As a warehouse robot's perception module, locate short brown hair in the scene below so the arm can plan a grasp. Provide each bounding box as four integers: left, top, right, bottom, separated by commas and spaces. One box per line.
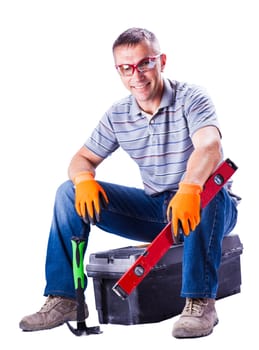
112, 27, 160, 53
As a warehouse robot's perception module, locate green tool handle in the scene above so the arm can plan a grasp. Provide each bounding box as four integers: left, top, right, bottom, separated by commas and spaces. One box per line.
71, 236, 86, 322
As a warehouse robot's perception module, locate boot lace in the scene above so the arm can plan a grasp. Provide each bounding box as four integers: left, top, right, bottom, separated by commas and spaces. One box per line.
183, 298, 208, 316
39, 296, 62, 313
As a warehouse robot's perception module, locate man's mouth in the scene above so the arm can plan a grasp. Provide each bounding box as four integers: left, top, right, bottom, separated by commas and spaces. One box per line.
132, 82, 149, 89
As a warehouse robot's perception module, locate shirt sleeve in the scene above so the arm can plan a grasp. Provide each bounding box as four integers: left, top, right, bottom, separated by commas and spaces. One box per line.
84, 109, 120, 159
183, 84, 222, 137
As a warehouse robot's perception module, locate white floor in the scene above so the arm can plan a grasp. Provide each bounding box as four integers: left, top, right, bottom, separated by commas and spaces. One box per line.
9, 295, 254, 350
2, 211, 258, 349
1, 1, 258, 348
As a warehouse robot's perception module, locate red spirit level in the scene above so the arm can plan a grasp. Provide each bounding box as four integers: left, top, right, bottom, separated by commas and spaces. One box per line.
112, 158, 238, 299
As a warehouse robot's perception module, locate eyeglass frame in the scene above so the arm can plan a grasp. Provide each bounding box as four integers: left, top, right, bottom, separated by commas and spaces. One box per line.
115, 54, 162, 77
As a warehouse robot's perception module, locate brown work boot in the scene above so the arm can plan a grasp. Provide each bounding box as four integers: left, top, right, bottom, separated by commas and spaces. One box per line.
19, 295, 89, 331
172, 298, 218, 338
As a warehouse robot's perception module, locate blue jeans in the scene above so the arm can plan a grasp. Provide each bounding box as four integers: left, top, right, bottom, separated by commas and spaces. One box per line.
44, 180, 238, 300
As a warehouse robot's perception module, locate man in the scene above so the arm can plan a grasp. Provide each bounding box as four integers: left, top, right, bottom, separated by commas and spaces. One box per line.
19, 27, 238, 338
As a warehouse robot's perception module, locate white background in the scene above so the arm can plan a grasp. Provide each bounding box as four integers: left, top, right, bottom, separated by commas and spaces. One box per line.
0, 0, 258, 348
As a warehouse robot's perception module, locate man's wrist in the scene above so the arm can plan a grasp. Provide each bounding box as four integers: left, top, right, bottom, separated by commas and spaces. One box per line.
179, 182, 202, 194
72, 171, 94, 185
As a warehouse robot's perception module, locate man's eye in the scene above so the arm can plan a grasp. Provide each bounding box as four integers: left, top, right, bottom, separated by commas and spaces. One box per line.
139, 60, 150, 68
122, 65, 131, 71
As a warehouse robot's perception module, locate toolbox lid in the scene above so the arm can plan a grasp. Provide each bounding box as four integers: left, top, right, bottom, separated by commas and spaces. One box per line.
86, 243, 183, 275
86, 234, 243, 275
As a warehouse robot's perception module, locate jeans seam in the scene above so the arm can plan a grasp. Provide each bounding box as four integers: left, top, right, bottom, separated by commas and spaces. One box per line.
204, 195, 219, 298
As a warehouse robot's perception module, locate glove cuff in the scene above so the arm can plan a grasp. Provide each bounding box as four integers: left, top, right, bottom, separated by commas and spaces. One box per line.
72, 171, 94, 185
179, 182, 202, 194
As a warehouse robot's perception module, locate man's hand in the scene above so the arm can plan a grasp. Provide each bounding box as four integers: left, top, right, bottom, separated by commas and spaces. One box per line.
167, 182, 202, 236
73, 172, 109, 225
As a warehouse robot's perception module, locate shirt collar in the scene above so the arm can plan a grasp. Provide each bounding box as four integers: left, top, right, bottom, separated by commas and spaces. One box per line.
130, 78, 176, 116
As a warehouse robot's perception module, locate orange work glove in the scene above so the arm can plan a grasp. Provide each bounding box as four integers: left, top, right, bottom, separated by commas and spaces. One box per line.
166, 182, 202, 236
73, 172, 109, 225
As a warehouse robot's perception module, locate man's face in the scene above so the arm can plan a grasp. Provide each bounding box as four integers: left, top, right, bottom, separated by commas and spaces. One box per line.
113, 40, 166, 113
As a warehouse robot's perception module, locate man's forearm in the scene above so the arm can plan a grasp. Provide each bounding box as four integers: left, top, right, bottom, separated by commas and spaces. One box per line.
68, 154, 96, 182
182, 148, 222, 187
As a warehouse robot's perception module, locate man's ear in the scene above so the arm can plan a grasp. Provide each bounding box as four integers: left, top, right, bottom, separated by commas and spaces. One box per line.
160, 53, 167, 72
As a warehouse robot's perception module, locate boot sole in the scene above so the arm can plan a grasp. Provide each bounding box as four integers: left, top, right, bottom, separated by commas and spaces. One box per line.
173, 318, 219, 339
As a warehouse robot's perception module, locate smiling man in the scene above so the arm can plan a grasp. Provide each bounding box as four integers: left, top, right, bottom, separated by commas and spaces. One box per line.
19, 27, 239, 339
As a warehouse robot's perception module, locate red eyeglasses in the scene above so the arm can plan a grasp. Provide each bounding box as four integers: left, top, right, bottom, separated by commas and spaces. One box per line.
115, 54, 161, 77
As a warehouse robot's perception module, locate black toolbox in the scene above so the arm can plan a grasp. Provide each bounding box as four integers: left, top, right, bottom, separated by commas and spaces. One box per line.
86, 234, 243, 325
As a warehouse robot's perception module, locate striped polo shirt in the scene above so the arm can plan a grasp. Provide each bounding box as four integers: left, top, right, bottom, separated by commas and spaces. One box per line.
85, 78, 221, 195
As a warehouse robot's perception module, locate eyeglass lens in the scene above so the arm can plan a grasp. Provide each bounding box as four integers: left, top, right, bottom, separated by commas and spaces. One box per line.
117, 56, 160, 76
